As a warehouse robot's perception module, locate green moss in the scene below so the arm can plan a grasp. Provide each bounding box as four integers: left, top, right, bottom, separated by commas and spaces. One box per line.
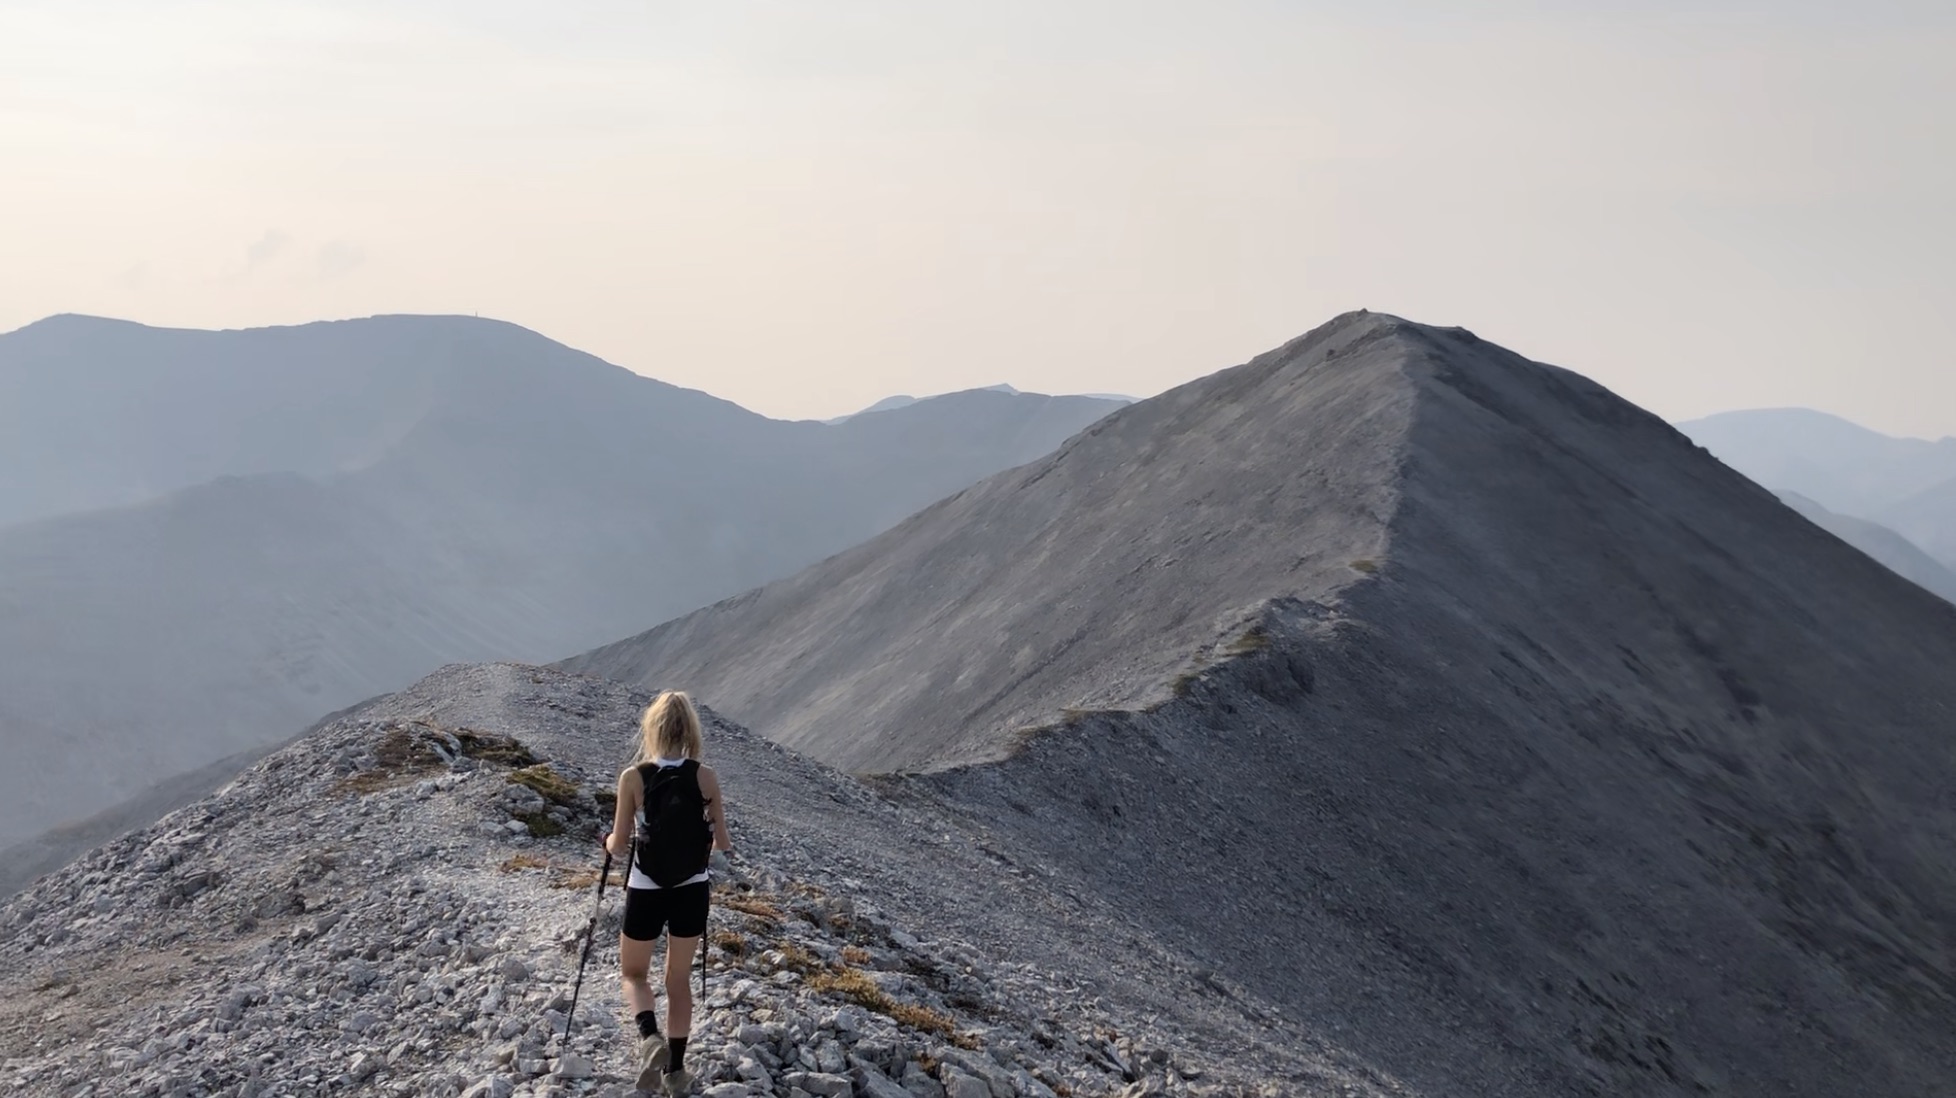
1350, 558, 1380, 575
507, 764, 580, 808
334, 727, 444, 795
455, 730, 538, 767
1222, 626, 1271, 655
515, 811, 564, 838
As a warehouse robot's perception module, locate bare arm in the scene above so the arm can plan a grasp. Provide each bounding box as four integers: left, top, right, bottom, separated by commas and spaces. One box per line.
699, 765, 734, 853
604, 766, 641, 859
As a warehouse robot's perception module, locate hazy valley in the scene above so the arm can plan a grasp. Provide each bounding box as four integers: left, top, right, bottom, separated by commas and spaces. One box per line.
0, 314, 1123, 857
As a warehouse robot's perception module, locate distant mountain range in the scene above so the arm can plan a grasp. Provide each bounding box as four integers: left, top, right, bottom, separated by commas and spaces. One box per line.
0, 314, 1124, 850
1678, 408, 1956, 595
1774, 491, 1956, 604
824, 384, 1135, 424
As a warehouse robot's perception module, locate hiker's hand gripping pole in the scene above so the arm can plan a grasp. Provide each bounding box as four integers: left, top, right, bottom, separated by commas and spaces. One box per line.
563, 846, 614, 1040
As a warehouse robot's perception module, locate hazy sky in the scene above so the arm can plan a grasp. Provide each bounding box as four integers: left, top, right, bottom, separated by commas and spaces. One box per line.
4, 1, 1952, 435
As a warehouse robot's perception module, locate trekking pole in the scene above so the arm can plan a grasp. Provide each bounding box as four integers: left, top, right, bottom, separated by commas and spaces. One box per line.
564, 847, 614, 1040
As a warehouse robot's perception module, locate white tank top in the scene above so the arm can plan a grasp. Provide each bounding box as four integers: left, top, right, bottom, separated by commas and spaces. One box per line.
627, 757, 711, 890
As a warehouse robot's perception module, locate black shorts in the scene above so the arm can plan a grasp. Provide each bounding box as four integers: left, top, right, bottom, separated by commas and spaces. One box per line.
622, 882, 710, 941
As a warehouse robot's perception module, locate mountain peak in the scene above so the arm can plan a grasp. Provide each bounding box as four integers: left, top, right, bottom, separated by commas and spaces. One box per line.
568, 309, 1463, 772
566, 312, 1956, 1093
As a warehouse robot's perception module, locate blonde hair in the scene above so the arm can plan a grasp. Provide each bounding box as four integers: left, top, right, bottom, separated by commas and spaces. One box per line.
639, 690, 704, 762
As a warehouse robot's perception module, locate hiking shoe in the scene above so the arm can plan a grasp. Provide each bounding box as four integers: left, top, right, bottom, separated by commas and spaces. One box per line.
633, 1034, 669, 1091
660, 1067, 694, 1096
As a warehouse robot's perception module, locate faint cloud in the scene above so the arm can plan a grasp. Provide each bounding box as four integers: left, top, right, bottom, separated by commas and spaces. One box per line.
246, 229, 290, 268
316, 240, 366, 279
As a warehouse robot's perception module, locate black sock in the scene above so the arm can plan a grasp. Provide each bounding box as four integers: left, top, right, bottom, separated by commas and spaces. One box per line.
635, 1010, 660, 1038
669, 1036, 689, 1071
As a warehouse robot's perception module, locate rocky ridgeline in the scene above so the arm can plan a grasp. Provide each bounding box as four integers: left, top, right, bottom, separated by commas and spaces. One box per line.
0, 711, 1270, 1098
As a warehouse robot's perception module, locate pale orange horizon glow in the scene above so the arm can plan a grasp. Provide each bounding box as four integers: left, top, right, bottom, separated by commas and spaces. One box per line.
3, 2, 1952, 435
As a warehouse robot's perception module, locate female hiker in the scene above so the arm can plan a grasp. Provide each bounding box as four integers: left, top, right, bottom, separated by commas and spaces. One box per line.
602, 690, 735, 1096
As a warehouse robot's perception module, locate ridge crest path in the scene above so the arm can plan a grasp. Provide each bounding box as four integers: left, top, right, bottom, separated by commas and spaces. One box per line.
0, 663, 1361, 1097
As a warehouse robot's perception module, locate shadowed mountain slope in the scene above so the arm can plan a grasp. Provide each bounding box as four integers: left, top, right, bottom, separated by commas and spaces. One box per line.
570, 311, 1956, 1096
0, 315, 1123, 852
570, 317, 1405, 772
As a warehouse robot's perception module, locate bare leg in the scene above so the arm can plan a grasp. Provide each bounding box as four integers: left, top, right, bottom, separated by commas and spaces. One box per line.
620, 933, 658, 1021
663, 934, 701, 1038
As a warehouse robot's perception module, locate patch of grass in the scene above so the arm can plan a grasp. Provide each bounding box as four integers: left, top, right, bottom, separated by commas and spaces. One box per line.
452, 728, 538, 767
549, 867, 624, 891
807, 964, 963, 1039
1170, 671, 1200, 698
709, 929, 749, 958
335, 727, 445, 795
499, 854, 548, 873
1222, 626, 1270, 655
841, 945, 872, 966
808, 966, 893, 1011
507, 764, 581, 808
1350, 558, 1380, 575
724, 896, 786, 923
592, 790, 618, 815
893, 1003, 959, 1037
515, 811, 564, 838
775, 943, 821, 974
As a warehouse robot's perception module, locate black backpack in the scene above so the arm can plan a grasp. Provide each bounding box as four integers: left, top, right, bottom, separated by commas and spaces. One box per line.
634, 760, 713, 888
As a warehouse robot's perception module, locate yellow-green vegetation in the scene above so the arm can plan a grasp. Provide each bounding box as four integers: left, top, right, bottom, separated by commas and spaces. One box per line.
499, 853, 548, 873
1223, 626, 1271, 655
507, 764, 580, 808
709, 929, 749, 957
896, 1003, 961, 1038
723, 895, 787, 923
776, 943, 821, 974
451, 727, 539, 767
335, 727, 445, 795
592, 790, 618, 814
808, 966, 890, 1010
841, 945, 873, 966
515, 811, 563, 838
550, 867, 625, 891
1350, 558, 1380, 575
337, 724, 544, 796
804, 962, 961, 1038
